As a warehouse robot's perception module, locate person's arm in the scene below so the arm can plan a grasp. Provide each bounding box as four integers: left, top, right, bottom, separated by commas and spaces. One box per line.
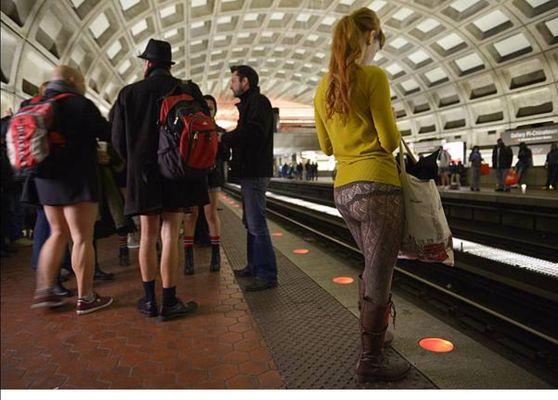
370, 68, 400, 153
111, 92, 127, 160
221, 96, 271, 148
313, 97, 333, 156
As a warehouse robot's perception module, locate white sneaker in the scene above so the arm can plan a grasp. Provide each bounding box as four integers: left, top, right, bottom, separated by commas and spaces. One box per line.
127, 232, 140, 249
550, 185, 555, 190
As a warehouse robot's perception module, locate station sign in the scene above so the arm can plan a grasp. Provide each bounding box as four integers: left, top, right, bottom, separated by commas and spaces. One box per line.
501, 124, 558, 145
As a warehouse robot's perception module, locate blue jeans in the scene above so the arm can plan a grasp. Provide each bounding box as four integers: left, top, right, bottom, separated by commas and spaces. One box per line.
241, 178, 277, 283
32, 209, 50, 270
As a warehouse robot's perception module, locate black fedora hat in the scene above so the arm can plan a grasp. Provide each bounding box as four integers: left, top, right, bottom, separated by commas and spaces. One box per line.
138, 39, 175, 65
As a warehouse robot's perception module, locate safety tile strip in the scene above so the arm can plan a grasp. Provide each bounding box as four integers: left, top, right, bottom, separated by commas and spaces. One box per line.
220, 206, 436, 389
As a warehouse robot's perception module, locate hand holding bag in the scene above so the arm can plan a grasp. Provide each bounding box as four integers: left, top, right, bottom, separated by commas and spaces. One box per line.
398, 139, 454, 266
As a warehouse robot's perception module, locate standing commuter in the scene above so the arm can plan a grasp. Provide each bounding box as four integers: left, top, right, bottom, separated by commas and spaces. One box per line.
437, 146, 451, 189
221, 65, 278, 292
111, 39, 208, 320
492, 138, 513, 192
468, 146, 483, 191
30, 66, 113, 314
544, 143, 558, 190
313, 8, 410, 382
515, 142, 532, 185
183, 94, 229, 275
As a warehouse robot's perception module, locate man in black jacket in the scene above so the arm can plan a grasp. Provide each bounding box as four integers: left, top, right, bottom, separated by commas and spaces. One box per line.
112, 39, 207, 321
492, 138, 513, 192
221, 66, 277, 291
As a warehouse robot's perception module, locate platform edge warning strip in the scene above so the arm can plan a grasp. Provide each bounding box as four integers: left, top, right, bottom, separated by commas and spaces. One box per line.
219, 206, 437, 389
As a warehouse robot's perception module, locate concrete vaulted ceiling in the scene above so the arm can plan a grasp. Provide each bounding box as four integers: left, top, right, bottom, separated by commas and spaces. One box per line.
1, 0, 557, 141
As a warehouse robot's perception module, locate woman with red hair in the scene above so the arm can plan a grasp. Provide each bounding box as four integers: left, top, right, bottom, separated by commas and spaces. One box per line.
314, 8, 410, 382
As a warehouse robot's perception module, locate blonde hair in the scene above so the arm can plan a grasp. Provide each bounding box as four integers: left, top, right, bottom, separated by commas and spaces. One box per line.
325, 8, 385, 122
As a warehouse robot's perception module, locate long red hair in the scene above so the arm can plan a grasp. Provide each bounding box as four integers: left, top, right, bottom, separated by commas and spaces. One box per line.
325, 8, 385, 122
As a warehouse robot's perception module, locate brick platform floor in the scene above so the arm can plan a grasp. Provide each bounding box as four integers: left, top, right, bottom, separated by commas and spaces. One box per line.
1, 238, 284, 389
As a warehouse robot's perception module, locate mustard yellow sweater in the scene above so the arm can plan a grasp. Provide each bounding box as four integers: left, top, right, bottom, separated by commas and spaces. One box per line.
314, 65, 401, 188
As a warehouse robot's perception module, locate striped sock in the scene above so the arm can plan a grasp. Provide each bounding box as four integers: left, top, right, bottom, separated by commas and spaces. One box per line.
210, 236, 220, 246
183, 236, 194, 249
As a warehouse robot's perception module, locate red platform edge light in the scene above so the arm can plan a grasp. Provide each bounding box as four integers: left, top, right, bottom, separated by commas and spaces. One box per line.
332, 276, 354, 284
272, 232, 283, 237
418, 337, 455, 353
293, 249, 310, 254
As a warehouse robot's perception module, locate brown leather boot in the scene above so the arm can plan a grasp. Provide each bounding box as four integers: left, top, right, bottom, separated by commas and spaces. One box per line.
356, 297, 410, 383
358, 275, 393, 346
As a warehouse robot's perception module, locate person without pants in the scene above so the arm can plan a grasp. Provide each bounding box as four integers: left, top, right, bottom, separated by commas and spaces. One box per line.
437, 146, 451, 189
468, 146, 483, 191
30, 66, 113, 314
314, 8, 410, 382
111, 39, 208, 321
492, 138, 513, 192
221, 65, 278, 292
183, 94, 230, 275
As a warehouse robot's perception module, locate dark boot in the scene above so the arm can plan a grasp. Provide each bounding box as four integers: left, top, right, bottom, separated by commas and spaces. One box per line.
119, 246, 130, 266
184, 247, 194, 275
94, 263, 114, 281
358, 275, 393, 346
210, 244, 220, 272
356, 298, 410, 383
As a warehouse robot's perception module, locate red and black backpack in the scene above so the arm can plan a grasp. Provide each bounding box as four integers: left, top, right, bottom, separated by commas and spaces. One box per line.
6, 93, 74, 177
157, 82, 218, 180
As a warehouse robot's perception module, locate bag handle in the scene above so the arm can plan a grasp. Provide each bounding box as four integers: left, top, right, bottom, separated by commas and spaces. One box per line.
398, 138, 418, 175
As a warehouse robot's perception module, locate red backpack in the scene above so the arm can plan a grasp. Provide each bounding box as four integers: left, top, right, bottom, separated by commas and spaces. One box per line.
6, 93, 74, 177
157, 83, 218, 180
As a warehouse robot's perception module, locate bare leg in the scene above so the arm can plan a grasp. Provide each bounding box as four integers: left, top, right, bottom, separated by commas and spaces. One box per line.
204, 191, 221, 237
139, 214, 160, 282
160, 212, 182, 288
63, 202, 98, 298
182, 207, 198, 237
36, 206, 70, 291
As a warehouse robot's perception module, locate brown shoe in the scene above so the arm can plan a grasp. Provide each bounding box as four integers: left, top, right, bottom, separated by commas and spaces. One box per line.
31, 288, 66, 309
358, 275, 394, 347
356, 298, 410, 383
76, 293, 113, 315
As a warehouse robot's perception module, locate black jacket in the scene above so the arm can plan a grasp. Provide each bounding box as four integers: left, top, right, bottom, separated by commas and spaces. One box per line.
517, 147, 532, 167
221, 87, 274, 178
111, 69, 209, 216
492, 145, 513, 169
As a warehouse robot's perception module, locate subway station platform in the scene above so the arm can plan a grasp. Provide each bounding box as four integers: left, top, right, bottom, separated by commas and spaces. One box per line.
1, 194, 553, 389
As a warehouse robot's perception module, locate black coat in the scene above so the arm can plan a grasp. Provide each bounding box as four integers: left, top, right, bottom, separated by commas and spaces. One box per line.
492, 145, 513, 169
111, 69, 209, 216
33, 85, 110, 206
221, 87, 274, 178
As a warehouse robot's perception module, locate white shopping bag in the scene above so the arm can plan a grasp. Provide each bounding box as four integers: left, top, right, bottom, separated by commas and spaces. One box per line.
398, 139, 454, 266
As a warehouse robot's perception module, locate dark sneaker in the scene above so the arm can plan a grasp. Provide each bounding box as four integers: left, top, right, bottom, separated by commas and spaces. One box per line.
210, 245, 221, 272
244, 277, 278, 292
233, 267, 253, 278
94, 267, 114, 281
160, 298, 198, 322
138, 297, 158, 317
52, 281, 72, 297
31, 289, 66, 309
76, 293, 113, 315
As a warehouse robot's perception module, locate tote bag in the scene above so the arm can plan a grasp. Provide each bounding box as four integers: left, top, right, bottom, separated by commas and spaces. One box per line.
398, 139, 454, 266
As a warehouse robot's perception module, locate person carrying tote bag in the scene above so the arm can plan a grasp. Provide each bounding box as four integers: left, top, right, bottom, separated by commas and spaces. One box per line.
398, 139, 454, 266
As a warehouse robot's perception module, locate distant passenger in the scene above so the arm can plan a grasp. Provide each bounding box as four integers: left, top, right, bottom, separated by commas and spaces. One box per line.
221, 65, 278, 291
468, 146, 483, 191
183, 94, 229, 275
492, 138, 513, 192
544, 142, 558, 190
314, 7, 410, 382
112, 39, 207, 321
30, 66, 113, 314
437, 146, 451, 189
515, 142, 532, 185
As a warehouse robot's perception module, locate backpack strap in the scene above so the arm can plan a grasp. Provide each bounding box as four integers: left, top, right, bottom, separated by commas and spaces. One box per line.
48, 93, 77, 102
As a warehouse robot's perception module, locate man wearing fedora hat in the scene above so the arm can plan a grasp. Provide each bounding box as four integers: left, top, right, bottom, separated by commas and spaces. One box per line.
111, 38, 209, 321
